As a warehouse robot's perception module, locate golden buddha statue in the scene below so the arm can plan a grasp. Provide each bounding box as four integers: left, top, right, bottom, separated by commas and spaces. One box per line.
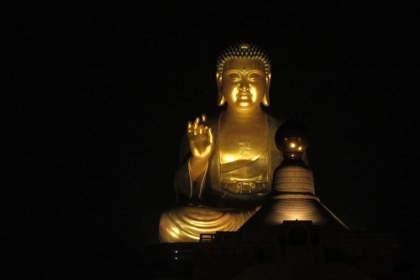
159, 43, 289, 242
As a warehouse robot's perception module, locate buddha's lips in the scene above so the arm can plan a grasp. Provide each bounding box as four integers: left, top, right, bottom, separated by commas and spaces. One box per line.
237, 93, 252, 100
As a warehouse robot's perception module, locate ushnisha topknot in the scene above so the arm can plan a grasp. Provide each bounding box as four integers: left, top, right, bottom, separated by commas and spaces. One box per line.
217, 43, 271, 75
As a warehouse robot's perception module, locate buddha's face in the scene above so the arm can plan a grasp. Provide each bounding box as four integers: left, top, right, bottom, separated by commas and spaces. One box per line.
217, 58, 271, 111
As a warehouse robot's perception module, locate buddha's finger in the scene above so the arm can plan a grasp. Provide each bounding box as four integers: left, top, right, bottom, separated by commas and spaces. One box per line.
187, 121, 192, 134
193, 117, 200, 129
197, 124, 206, 131
199, 124, 207, 135
204, 126, 211, 137
208, 128, 214, 144
201, 114, 207, 123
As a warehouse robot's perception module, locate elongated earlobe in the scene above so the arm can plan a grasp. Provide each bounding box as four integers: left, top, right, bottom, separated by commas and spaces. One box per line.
262, 94, 269, 106
216, 73, 225, 106
262, 72, 271, 106
218, 95, 226, 106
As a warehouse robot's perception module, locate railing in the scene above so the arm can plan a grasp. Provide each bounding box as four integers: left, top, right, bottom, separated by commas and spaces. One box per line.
199, 232, 277, 245
200, 234, 216, 243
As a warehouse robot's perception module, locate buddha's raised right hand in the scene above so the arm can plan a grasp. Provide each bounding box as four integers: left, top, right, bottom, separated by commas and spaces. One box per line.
188, 114, 214, 181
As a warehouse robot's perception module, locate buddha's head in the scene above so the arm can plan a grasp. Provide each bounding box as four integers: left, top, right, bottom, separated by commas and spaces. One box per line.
216, 43, 271, 111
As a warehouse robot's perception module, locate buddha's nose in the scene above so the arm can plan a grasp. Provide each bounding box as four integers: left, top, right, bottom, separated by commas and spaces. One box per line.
239, 87, 249, 94
240, 82, 250, 92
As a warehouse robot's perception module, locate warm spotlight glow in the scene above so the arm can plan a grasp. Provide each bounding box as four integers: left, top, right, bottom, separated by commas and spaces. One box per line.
298, 147, 302, 151
290, 143, 296, 148
292, 213, 304, 220
223, 155, 235, 162
170, 227, 180, 238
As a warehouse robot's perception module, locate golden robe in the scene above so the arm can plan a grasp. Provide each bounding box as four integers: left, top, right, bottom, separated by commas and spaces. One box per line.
160, 112, 283, 242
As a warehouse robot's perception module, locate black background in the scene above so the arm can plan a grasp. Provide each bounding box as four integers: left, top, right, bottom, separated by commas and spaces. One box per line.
4, 1, 420, 278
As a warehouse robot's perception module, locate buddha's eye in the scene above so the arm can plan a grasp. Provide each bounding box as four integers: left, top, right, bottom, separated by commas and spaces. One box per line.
228, 73, 241, 82
248, 73, 261, 82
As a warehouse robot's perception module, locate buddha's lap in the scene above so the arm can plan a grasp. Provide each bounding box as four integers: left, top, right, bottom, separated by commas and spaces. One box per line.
159, 205, 256, 242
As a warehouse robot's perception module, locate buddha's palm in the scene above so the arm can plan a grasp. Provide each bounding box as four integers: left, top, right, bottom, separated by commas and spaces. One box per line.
188, 115, 214, 162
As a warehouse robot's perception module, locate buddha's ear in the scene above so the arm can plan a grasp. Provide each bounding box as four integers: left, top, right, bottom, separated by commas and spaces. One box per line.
216, 72, 226, 106
262, 72, 271, 106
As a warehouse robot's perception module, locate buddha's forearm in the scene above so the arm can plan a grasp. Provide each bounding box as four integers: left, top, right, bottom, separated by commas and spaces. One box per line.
189, 156, 209, 182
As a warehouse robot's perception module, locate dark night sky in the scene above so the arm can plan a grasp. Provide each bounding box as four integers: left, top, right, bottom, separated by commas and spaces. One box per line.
5, 1, 420, 277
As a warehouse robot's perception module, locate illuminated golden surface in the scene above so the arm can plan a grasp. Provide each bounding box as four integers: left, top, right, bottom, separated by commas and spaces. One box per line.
159, 44, 283, 242
159, 206, 256, 242
217, 59, 270, 110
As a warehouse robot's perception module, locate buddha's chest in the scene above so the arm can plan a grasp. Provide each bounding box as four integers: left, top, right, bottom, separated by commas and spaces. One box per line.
218, 120, 268, 164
